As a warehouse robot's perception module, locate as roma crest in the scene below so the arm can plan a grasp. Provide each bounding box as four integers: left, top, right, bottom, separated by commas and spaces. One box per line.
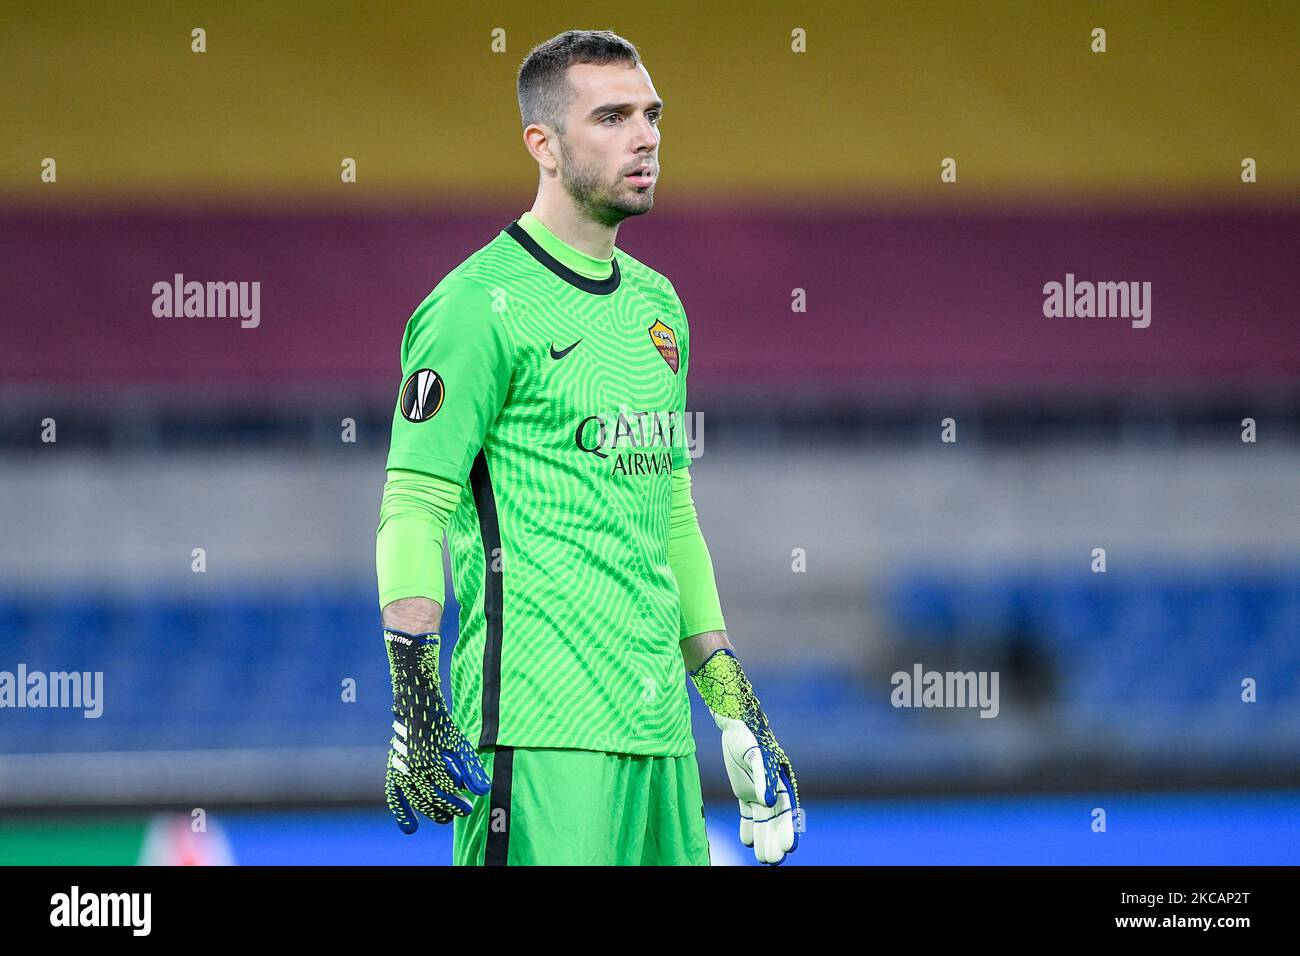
648, 319, 679, 373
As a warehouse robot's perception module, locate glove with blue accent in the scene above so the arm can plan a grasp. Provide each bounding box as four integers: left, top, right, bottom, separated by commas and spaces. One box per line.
689, 647, 801, 865
384, 628, 491, 832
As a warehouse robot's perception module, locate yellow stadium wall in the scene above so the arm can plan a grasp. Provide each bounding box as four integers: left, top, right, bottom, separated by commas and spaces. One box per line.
2, 0, 1297, 207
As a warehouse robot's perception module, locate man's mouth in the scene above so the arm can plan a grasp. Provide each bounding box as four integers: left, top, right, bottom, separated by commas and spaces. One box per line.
625, 165, 656, 187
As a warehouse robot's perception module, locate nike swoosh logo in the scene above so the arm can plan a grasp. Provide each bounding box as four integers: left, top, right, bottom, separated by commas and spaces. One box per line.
549, 339, 582, 360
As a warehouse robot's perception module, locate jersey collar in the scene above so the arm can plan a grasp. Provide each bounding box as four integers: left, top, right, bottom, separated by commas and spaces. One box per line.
504, 213, 621, 295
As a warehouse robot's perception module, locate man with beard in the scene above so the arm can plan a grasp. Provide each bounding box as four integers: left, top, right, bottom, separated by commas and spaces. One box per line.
376, 29, 799, 865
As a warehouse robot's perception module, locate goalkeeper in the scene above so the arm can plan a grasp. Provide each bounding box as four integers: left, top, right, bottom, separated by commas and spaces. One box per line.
375, 29, 799, 866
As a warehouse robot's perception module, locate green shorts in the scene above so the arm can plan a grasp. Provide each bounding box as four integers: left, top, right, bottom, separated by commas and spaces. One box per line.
452, 745, 712, 866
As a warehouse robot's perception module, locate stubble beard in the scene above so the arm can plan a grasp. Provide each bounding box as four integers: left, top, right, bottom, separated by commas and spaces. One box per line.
557, 136, 654, 227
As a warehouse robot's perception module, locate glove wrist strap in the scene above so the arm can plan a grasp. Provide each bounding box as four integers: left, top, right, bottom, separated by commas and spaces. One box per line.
384, 628, 441, 689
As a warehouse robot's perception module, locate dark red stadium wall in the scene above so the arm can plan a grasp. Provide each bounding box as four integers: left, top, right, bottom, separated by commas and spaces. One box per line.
2, 208, 1296, 403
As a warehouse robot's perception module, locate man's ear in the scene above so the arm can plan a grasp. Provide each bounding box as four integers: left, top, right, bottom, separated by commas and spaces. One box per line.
524, 124, 559, 172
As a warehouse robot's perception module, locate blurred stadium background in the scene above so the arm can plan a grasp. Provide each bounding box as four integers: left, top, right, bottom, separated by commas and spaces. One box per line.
1, 2, 1298, 864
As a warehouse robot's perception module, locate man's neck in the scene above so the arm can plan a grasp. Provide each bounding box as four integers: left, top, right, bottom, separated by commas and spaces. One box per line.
528, 198, 618, 260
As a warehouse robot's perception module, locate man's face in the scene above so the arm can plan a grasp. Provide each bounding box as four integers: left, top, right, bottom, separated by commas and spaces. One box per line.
553, 61, 662, 225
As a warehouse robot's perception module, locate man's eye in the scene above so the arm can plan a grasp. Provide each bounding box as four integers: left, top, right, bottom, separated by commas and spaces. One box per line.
603, 114, 621, 124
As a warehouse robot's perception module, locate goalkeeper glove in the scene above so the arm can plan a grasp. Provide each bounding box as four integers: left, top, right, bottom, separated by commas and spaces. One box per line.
690, 647, 801, 865
384, 628, 491, 833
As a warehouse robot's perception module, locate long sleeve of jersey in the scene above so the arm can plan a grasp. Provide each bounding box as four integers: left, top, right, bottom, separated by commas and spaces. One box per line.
668, 467, 727, 640
378, 276, 513, 612
376, 468, 464, 610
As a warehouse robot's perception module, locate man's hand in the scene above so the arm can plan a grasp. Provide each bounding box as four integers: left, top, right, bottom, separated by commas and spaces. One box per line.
384, 628, 491, 832
689, 648, 801, 865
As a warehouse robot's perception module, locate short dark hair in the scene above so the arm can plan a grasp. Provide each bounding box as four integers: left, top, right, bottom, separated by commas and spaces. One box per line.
517, 30, 642, 133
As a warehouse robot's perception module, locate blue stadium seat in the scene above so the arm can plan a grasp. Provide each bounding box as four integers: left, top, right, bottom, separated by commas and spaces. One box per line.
2, 565, 1295, 762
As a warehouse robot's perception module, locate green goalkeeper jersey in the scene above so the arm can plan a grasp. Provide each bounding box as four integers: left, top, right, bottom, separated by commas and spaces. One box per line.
385, 211, 695, 757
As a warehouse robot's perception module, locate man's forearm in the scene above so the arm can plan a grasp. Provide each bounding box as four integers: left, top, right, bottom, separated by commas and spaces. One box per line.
668, 470, 728, 649
681, 629, 733, 672
376, 469, 462, 611
382, 597, 443, 635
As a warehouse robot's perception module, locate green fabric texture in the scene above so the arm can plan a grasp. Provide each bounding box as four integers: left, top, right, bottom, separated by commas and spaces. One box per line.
382, 214, 696, 756
668, 468, 727, 639
378, 464, 727, 640
452, 745, 711, 865
516, 209, 614, 278
375, 469, 463, 609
